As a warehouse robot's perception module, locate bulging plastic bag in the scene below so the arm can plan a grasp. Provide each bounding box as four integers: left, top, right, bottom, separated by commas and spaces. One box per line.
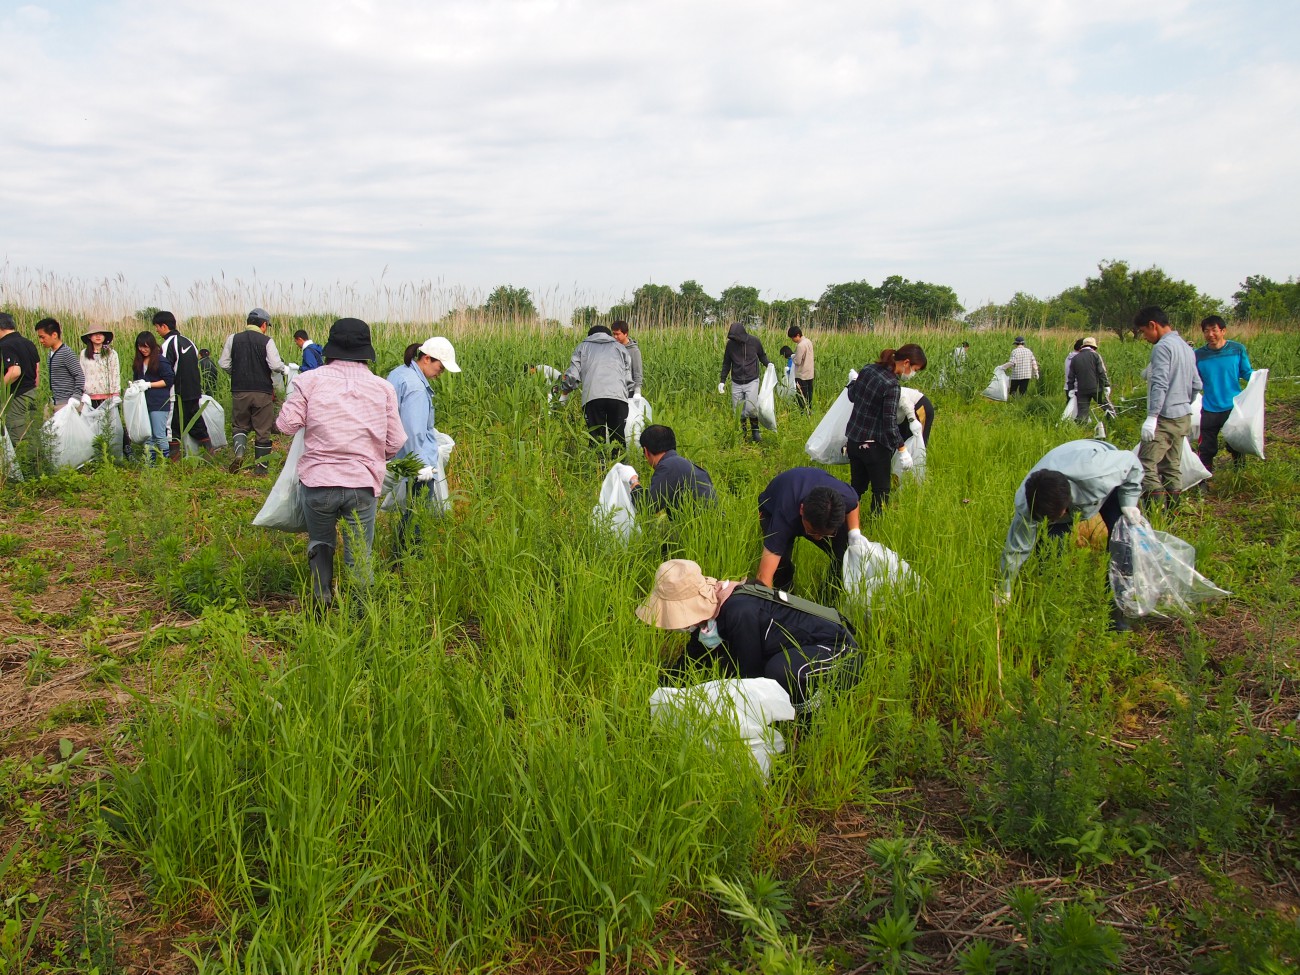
1130, 438, 1211, 492
183, 395, 228, 454
625, 394, 653, 448
1061, 391, 1077, 423
83, 403, 125, 459
649, 678, 795, 778
592, 463, 637, 541
1221, 368, 1267, 459
252, 429, 307, 532
777, 364, 797, 398
1188, 393, 1202, 442
2, 427, 22, 481
842, 536, 914, 603
44, 402, 96, 469
121, 385, 151, 442
1108, 518, 1229, 619
891, 433, 927, 482
757, 363, 778, 431
805, 368, 858, 465
981, 365, 1010, 402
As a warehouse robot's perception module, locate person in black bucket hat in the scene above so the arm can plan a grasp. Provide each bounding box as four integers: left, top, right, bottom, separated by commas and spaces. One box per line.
275, 318, 405, 612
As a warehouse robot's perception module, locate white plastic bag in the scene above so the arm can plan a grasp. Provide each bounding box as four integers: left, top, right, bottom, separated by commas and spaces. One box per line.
756, 363, 778, 431
1108, 519, 1229, 619
1188, 393, 1202, 442
625, 394, 653, 448
1221, 368, 1267, 459
805, 369, 857, 465
83, 402, 125, 459
1130, 438, 1211, 493
842, 536, 914, 603
122, 385, 151, 442
649, 678, 795, 778
592, 463, 637, 541
43, 402, 96, 469
890, 433, 927, 482
183, 395, 228, 454
1061, 391, 1077, 423
252, 429, 307, 532
1, 427, 21, 481
981, 365, 1010, 402
777, 364, 797, 399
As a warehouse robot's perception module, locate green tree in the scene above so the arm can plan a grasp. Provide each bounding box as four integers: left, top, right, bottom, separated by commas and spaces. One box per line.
1232, 275, 1300, 322
483, 285, 536, 321
717, 285, 766, 327
678, 280, 717, 324
571, 306, 600, 329
1079, 259, 1209, 339
815, 281, 881, 328
630, 283, 679, 327
876, 275, 964, 321
766, 298, 814, 331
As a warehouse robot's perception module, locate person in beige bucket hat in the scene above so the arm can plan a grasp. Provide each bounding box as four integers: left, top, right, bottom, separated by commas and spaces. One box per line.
637, 559, 860, 712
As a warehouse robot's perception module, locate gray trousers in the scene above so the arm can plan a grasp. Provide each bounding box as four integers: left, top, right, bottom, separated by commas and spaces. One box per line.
300, 484, 378, 587
730, 378, 760, 418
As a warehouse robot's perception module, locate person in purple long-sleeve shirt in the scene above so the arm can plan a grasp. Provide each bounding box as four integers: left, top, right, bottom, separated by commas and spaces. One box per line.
275, 318, 405, 610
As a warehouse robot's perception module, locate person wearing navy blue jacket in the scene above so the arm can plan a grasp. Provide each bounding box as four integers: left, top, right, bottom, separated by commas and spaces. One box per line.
130, 331, 176, 465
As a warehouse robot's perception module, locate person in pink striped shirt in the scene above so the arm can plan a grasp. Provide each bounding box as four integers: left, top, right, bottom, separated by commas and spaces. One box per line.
276, 317, 406, 610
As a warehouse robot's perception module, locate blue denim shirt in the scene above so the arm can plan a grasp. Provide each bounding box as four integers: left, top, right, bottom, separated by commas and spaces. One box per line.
386, 362, 441, 469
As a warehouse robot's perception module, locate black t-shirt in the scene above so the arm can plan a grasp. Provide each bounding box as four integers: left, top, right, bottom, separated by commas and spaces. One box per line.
757, 467, 859, 555
0, 331, 40, 396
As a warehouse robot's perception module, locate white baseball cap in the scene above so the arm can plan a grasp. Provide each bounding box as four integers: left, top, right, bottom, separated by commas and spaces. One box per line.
418, 336, 460, 372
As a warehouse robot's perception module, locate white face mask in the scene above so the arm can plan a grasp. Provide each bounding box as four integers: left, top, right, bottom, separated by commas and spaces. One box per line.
901, 369, 917, 381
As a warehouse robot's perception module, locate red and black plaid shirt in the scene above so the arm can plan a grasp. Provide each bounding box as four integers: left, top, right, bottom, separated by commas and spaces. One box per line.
844, 363, 903, 448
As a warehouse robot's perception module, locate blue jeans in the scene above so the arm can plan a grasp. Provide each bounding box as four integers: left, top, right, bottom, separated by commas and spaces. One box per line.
299, 484, 378, 586
147, 410, 170, 464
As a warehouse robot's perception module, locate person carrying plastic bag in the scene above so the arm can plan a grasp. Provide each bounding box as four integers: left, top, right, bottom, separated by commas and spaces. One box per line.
129, 332, 176, 465
387, 337, 461, 553
272, 318, 405, 611
719, 321, 770, 443
1193, 315, 1254, 470
844, 345, 926, 513
1131, 306, 1202, 509
999, 439, 1144, 631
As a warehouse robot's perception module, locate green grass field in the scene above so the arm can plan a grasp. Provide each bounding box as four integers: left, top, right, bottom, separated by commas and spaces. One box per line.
2, 323, 1298, 973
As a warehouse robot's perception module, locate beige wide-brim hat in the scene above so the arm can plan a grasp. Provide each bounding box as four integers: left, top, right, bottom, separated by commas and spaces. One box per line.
636, 559, 718, 630
1081, 336, 1098, 349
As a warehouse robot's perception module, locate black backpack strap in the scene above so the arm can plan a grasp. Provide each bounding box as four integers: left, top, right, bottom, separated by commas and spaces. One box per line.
734, 583, 851, 631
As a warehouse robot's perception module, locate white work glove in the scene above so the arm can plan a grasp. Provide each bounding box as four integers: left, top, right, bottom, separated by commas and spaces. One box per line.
130, 379, 149, 392
908, 419, 923, 439
897, 447, 914, 472
1121, 506, 1149, 528
1140, 416, 1158, 442
81, 393, 93, 409
107, 395, 121, 407
416, 465, 435, 482
717, 382, 726, 395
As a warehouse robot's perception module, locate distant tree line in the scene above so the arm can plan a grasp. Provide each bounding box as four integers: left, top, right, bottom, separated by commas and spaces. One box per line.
470, 261, 1300, 332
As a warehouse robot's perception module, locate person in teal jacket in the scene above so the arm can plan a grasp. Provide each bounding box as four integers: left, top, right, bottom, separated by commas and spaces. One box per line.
1194, 316, 1252, 472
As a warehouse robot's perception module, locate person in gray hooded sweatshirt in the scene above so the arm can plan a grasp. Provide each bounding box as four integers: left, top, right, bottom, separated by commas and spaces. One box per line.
560, 324, 634, 449
719, 321, 771, 442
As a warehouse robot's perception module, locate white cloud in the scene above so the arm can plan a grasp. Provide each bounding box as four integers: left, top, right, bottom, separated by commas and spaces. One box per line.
0, 0, 1296, 319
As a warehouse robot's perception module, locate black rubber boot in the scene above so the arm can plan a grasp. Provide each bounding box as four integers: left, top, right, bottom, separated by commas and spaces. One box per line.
749, 418, 762, 443
229, 432, 247, 473
253, 440, 272, 477
308, 544, 334, 612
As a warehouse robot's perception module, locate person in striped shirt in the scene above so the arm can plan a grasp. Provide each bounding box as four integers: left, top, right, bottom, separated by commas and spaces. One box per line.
34, 319, 86, 409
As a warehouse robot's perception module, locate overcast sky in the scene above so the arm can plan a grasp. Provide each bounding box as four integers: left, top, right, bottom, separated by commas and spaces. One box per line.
2, 0, 1297, 320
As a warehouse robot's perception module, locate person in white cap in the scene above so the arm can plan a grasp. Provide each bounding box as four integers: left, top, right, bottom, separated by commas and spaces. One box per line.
388, 337, 461, 549
636, 559, 859, 712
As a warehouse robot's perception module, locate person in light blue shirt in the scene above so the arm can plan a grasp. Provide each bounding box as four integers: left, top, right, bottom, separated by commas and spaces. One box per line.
387, 337, 460, 549
1194, 316, 1252, 472
1000, 439, 1145, 612
1132, 306, 1201, 505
